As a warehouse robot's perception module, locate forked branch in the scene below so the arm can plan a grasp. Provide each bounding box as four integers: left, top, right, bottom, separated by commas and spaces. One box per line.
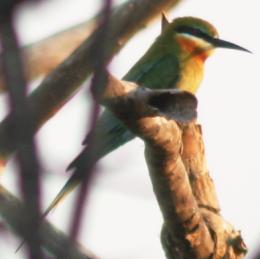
0, 72, 247, 258
100, 74, 247, 259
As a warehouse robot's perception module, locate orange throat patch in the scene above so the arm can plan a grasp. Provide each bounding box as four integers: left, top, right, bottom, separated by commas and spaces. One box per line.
177, 36, 212, 62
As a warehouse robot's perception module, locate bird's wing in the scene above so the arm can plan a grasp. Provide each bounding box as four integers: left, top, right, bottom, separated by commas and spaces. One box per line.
43, 109, 135, 218
68, 109, 135, 170
124, 54, 180, 90
68, 54, 180, 169
41, 54, 180, 218
78, 54, 180, 157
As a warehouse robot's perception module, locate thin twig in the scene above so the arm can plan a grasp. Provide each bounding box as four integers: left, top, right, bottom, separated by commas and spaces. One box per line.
0, 5, 42, 259
69, 0, 113, 242
0, 184, 99, 259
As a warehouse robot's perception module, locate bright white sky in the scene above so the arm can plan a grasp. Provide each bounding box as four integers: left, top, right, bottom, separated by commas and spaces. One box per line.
1, 0, 260, 258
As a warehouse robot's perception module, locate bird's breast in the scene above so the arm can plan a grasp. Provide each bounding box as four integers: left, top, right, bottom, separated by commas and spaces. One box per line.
176, 56, 204, 94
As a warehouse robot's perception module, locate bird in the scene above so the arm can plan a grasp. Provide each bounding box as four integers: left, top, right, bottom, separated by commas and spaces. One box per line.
44, 15, 250, 217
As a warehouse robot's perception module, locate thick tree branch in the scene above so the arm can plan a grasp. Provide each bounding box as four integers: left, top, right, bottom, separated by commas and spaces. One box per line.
0, 73, 248, 258
0, 184, 98, 259
100, 74, 247, 259
0, 0, 181, 166
0, 18, 97, 92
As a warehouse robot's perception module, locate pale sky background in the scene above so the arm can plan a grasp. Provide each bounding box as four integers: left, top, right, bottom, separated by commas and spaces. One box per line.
0, 0, 260, 258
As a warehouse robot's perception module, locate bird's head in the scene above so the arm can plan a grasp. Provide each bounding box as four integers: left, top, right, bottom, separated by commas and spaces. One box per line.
162, 15, 251, 61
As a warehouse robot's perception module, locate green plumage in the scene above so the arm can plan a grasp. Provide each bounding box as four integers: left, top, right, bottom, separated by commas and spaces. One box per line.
44, 16, 220, 215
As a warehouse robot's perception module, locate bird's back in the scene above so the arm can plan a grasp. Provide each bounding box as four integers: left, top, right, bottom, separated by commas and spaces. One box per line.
69, 42, 181, 169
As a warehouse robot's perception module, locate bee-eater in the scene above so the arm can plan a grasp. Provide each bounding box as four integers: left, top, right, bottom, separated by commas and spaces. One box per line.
44, 16, 250, 216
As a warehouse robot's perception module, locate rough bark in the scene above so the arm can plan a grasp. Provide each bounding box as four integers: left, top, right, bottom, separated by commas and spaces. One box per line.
0, 73, 248, 258
101, 74, 247, 259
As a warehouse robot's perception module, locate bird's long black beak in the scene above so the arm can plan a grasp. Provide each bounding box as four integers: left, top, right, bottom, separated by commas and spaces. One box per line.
209, 37, 252, 53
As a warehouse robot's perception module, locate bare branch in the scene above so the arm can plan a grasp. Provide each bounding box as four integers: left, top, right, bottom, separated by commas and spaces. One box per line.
0, 0, 181, 165
69, 0, 113, 242
0, 184, 99, 259
0, 5, 42, 258
100, 74, 247, 259
0, 18, 97, 92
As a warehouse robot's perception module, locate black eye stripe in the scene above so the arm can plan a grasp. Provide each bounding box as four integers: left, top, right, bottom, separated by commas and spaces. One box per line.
176, 26, 213, 42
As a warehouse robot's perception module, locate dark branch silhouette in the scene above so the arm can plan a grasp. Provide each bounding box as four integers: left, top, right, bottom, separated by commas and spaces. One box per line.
0, 1, 42, 258
0, 0, 182, 258
0, 0, 181, 165
0, 184, 98, 259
